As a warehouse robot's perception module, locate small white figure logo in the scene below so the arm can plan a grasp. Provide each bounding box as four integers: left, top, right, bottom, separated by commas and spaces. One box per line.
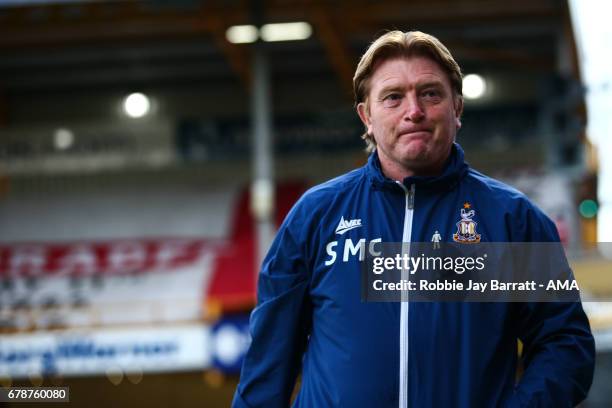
431, 230, 442, 249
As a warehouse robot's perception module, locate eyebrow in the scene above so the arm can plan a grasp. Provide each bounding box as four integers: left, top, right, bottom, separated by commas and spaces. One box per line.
376, 84, 404, 98
416, 80, 445, 90
376, 80, 446, 98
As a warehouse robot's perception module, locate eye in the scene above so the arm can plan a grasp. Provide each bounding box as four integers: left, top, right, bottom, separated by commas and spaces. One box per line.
420, 88, 442, 102
381, 93, 402, 108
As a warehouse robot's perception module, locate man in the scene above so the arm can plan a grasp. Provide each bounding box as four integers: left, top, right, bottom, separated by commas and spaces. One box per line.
233, 31, 595, 407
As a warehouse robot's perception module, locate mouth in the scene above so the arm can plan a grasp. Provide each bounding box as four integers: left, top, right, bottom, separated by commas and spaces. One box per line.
398, 130, 432, 139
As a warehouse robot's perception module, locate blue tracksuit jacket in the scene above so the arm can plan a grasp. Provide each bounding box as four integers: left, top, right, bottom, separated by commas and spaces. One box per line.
233, 143, 595, 407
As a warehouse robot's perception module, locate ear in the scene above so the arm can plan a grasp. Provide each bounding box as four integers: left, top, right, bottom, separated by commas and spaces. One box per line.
454, 95, 464, 129
357, 102, 373, 135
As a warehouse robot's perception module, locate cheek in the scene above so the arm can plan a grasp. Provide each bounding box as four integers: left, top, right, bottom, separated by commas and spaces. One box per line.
377, 111, 401, 130
370, 116, 392, 135
432, 110, 457, 134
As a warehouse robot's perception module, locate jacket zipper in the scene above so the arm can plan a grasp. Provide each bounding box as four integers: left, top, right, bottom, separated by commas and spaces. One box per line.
396, 182, 415, 408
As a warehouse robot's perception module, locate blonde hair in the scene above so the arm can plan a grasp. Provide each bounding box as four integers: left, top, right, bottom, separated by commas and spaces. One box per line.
353, 30, 463, 151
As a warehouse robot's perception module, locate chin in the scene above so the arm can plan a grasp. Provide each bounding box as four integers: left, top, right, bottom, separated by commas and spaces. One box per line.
397, 146, 430, 163
398, 138, 430, 153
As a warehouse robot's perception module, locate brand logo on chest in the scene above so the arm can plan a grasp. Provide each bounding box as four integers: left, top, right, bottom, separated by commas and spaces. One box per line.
335, 216, 362, 235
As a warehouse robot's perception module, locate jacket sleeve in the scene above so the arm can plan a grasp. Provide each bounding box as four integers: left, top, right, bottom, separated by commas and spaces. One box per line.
508, 206, 595, 407
232, 208, 312, 408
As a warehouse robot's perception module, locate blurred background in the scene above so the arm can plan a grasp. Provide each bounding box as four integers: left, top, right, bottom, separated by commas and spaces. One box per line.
0, 0, 610, 406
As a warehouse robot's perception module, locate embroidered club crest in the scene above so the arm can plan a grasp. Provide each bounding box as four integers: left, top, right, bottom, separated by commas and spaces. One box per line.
452, 202, 481, 243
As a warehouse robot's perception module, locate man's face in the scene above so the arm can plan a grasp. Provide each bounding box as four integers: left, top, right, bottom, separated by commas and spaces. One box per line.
357, 56, 463, 178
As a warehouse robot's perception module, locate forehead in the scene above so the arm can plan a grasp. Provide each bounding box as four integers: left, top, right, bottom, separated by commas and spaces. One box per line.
368, 56, 451, 92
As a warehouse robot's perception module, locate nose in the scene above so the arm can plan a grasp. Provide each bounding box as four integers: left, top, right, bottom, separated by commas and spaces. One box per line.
403, 92, 425, 122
